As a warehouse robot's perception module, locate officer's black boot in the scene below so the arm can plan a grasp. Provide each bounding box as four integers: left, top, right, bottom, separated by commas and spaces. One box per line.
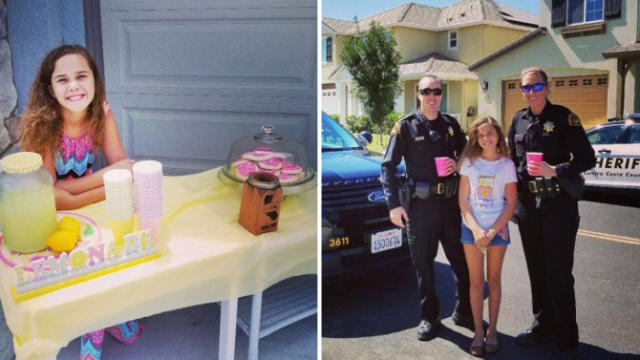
417, 318, 440, 341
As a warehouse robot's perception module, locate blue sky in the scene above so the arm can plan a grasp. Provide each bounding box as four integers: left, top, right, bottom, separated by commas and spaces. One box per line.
322, 0, 540, 20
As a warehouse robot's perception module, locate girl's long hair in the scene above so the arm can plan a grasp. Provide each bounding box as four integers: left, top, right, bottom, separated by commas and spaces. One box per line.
19, 45, 106, 155
459, 116, 509, 167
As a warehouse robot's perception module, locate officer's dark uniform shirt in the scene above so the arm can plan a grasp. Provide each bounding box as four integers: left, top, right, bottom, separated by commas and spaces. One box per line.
508, 100, 595, 197
381, 111, 466, 210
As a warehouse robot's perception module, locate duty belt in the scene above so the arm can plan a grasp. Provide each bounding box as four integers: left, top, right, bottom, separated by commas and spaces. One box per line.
528, 177, 561, 198
412, 176, 459, 199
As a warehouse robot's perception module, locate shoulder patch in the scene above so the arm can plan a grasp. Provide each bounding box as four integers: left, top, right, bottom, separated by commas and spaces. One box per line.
568, 113, 581, 127
390, 121, 402, 136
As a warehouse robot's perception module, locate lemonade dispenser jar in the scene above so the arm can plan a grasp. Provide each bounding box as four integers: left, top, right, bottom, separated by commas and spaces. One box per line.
0, 152, 58, 253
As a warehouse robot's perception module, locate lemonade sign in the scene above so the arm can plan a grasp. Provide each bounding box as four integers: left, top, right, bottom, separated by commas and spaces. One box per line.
10, 228, 160, 302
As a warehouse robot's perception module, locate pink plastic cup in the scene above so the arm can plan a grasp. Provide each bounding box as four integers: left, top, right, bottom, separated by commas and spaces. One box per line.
434, 157, 451, 177
526, 152, 543, 175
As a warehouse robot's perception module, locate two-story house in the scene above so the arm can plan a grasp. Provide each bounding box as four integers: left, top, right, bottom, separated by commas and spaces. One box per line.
470, 0, 638, 130
322, 0, 537, 131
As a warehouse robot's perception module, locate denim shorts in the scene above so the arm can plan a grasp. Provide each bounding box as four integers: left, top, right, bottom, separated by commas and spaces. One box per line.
460, 223, 510, 246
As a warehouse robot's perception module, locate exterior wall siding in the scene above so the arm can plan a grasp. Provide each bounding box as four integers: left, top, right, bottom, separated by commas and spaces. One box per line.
394, 27, 439, 62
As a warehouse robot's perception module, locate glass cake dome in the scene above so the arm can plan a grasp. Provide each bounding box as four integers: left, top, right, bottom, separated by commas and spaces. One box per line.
218, 124, 316, 194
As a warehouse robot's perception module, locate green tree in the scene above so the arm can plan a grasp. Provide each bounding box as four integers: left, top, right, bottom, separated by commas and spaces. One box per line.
339, 21, 402, 146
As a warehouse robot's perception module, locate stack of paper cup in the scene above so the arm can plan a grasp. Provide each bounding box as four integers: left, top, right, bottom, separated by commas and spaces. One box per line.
103, 169, 135, 247
132, 160, 163, 238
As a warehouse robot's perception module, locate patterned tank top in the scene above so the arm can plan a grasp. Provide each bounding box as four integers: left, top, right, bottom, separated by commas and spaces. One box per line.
54, 133, 95, 180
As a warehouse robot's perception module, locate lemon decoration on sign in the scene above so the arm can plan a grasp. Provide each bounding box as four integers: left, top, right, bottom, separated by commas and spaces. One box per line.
46, 230, 78, 252
58, 216, 81, 237
46, 216, 82, 252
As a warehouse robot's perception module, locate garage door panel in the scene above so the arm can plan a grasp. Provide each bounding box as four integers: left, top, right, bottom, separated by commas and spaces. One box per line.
101, 0, 317, 174
114, 20, 314, 94
122, 107, 309, 158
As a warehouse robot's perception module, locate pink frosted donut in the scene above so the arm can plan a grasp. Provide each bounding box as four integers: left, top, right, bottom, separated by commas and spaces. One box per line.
242, 151, 272, 162
258, 157, 283, 170
280, 162, 303, 174
278, 172, 300, 185
270, 152, 288, 159
231, 158, 250, 167
235, 162, 258, 180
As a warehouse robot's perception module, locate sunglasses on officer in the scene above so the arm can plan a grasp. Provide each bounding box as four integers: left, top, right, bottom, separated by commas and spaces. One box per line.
418, 87, 443, 96
520, 83, 546, 93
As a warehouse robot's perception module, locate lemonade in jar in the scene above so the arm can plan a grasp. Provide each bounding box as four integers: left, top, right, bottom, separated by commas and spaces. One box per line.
0, 152, 58, 253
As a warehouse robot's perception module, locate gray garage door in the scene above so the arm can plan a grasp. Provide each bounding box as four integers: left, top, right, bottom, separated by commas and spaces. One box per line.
100, 0, 317, 174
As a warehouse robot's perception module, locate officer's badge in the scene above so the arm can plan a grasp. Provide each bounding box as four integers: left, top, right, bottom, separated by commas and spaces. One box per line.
390, 121, 401, 136
543, 121, 555, 133
568, 113, 582, 127
448, 126, 454, 136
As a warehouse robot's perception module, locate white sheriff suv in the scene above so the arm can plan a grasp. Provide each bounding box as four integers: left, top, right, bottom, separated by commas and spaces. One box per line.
583, 114, 640, 191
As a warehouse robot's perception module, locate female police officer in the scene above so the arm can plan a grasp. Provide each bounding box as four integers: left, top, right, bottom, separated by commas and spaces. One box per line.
381, 74, 475, 341
508, 67, 595, 359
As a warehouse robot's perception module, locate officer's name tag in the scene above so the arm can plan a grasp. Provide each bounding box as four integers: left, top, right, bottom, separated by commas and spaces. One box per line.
415, 136, 425, 141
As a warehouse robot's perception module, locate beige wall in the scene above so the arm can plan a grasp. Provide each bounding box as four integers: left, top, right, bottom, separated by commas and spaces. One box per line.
404, 80, 418, 113
476, 1, 639, 123
483, 26, 531, 56
394, 27, 439, 62
540, 0, 639, 117
322, 35, 347, 80
445, 26, 483, 64
441, 25, 529, 65
448, 81, 462, 117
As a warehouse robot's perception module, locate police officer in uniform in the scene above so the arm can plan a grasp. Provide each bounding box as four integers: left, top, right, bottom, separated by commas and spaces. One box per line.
381, 74, 475, 341
508, 67, 595, 359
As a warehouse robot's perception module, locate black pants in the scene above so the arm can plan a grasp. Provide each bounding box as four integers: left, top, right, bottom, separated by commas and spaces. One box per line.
406, 196, 471, 322
517, 194, 580, 348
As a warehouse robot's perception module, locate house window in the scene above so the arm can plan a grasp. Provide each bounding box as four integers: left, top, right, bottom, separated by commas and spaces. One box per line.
322, 36, 333, 63
508, 83, 516, 90
569, 79, 578, 86
582, 78, 592, 85
448, 31, 458, 50
597, 77, 607, 85
556, 80, 565, 87
567, 0, 603, 25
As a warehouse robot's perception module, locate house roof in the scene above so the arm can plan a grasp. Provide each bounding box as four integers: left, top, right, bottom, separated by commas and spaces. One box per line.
327, 52, 477, 82
322, 0, 537, 35
603, 42, 640, 59
468, 27, 546, 70
400, 52, 477, 80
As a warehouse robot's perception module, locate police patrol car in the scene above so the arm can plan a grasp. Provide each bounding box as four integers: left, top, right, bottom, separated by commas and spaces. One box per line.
321, 112, 409, 281
583, 114, 640, 191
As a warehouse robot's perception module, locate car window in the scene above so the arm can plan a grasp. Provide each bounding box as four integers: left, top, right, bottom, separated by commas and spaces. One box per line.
587, 125, 624, 145
322, 114, 362, 150
627, 124, 640, 144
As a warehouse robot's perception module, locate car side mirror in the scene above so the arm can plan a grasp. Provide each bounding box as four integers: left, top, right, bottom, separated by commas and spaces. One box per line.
357, 131, 373, 145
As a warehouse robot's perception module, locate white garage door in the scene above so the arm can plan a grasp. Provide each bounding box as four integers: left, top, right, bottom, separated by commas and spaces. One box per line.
100, 0, 317, 174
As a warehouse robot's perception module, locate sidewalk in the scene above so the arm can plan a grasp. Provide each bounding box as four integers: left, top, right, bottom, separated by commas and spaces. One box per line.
1, 296, 316, 360
57, 302, 317, 360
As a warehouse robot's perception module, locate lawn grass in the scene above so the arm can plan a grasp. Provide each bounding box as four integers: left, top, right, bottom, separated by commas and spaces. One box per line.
366, 134, 389, 154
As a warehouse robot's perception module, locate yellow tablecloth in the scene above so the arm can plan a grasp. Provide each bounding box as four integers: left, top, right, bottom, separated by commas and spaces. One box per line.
0, 168, 317, 360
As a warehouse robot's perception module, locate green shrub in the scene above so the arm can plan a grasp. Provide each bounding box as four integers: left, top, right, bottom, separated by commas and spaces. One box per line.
344, 115, 373, 133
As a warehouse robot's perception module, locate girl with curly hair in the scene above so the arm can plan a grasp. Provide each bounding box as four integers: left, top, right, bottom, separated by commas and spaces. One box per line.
19, 44, 142, 360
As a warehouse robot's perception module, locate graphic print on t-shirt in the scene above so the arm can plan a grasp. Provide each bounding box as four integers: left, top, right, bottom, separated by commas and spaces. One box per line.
476, 175, 495, 208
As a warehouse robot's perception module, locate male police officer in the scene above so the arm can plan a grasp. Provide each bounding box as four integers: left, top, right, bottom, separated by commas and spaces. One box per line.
381, 74, 474, 340
508, 67, 595, 359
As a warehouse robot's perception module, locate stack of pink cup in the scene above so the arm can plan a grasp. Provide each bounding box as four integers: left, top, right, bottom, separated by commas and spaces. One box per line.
132, 160, 163, 238
103, 169, 135, 246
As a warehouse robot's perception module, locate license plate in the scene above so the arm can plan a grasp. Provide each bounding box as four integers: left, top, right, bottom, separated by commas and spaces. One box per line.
370, 228, 403, 254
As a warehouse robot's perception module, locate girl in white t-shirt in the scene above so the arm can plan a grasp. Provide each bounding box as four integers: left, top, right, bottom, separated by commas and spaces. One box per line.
458, 116, 517, 356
